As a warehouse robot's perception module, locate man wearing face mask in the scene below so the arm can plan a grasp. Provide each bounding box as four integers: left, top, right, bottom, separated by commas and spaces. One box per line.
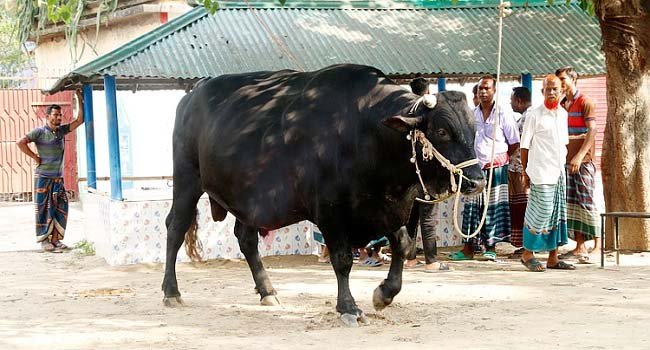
519, 75, 574, 272
450, 75, 520, 261
555, 66, 600, 264
16, 91, 85, 252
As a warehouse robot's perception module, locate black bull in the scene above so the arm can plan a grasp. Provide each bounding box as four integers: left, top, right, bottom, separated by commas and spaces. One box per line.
162, 64, 485, 326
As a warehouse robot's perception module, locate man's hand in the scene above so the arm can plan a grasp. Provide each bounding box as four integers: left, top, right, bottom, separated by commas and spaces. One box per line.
568, 154, 583, 174
69, 89, 85, 132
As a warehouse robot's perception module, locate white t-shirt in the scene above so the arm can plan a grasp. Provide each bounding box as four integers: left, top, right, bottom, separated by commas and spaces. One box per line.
520, 104, 569, 185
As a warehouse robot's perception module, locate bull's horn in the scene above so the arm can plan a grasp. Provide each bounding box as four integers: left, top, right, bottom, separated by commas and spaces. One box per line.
422, 94, 437, 109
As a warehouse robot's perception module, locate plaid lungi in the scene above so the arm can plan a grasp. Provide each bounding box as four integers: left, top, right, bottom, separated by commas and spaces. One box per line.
462, 164, 511, 249
566, 162, 600, 240
34, 177, 68, 242
523, 174, 568, 252
508, 171, 529, 248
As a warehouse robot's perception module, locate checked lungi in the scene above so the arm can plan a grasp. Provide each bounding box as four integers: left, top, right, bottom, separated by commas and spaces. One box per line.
462, 164, 511, 249
34, 177, 68, 243
523, 174, 568, 252
508, 171, 529, 248
566, 162, 600, 240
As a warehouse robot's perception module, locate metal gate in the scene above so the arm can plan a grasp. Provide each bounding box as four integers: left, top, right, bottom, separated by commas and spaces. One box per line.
0, 89, 78, 201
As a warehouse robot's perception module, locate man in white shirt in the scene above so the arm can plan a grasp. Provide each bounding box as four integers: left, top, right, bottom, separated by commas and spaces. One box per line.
519, 75, 575, 272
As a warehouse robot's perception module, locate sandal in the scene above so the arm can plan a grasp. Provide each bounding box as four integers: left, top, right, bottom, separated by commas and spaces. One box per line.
404, 260, 424, 269
53, 241, 68, 250
423, 262, 452, 273
521, 258, 546, 272
558, 251, 585, 260
41, 241, 55, 252
479, 251, 497, 261
359, 257, 383, 267
449, 251, 473, 261
578, 254, 599, 264
547, 261, 576, 270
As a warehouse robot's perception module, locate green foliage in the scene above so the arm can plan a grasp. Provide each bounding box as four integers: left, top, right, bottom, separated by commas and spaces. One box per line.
0, 7, 31, 87
73, 239, 96, 256
561, 0, 595, 16
8, 1, 118, 64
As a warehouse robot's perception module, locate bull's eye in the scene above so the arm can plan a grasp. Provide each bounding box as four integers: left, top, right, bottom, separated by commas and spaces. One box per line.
437, 128, 449, 139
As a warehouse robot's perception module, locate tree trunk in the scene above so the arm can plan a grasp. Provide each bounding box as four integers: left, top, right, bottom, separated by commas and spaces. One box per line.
596, 0, 650, 250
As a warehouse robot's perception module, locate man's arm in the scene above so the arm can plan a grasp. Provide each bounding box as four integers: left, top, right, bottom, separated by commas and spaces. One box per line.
521, 148, 529, 173
67, 90, 85, 132
508, 142, 520, 157
16, 137, 40, 165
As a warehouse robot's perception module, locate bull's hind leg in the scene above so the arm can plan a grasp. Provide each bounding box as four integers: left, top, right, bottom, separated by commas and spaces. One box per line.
234, 220, 279, 306
373, 227, 413, 311
162, 174, 203, 307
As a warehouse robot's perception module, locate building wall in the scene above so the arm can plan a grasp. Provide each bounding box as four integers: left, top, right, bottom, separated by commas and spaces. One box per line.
34, 1, 191, 90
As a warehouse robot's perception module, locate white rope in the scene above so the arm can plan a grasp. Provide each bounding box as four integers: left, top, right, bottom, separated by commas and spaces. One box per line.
448, 1, 513, 239
410, 1, 511, 240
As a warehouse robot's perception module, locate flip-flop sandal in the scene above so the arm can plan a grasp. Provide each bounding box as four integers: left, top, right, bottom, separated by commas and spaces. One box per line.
479, 251, 497, 261
558, 251, 585, 260
53, 241, 68, 250
41, 241, 56, 252
547, 261, 576, 270
404, 261, 424, 269
360, 258, 383, 267
521, 258, 546, 272
577, 254, 598, 264
449, 251, 473, 261
423, 262, 452, 273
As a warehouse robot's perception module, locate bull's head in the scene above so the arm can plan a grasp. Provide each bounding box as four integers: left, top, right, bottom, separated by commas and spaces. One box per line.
383, 91, 485, 196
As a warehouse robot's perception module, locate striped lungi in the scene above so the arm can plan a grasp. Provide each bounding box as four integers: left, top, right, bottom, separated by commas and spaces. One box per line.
523, 174, 568, 252
566, 162, 600, 240
462, 164, 511, 249
34, 177, 68, 243
508, 171, 529, 248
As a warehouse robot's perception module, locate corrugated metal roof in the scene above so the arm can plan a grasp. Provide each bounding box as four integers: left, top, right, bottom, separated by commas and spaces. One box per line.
47, 3, 604, 92
214, 0, 551, 9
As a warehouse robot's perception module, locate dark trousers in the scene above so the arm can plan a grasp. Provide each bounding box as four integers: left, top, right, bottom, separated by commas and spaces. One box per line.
406, 202, 438, 264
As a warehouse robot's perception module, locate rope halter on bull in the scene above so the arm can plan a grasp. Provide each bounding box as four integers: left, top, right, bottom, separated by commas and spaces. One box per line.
408, 0, 513, 240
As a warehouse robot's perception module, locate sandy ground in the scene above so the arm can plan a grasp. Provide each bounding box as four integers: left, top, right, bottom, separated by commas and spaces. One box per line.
2, 202, 650, 350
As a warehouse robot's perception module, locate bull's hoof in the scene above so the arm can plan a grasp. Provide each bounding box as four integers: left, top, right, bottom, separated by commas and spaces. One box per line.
372, 286, 393, 311
340, 312, 369, 327
163, 296, 185, 307
260, 295, 281, 306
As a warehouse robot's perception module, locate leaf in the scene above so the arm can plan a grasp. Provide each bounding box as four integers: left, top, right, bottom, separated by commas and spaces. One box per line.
279, 0, 287, 6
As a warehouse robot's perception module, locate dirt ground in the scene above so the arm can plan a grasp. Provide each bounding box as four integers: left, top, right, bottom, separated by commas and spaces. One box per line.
2, 202, 650, 350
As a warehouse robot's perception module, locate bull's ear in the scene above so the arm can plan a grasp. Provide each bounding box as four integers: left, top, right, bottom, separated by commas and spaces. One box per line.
382, 116, 423, 133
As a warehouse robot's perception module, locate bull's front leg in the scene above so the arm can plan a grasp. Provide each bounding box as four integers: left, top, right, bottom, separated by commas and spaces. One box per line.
373, 226, 413, 311
327, 237, 369, 327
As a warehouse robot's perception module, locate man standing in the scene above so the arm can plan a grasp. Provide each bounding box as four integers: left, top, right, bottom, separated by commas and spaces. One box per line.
16, 91, 84, 252
520, 75, 574, 272
403, 77, 450, 272
450, 75, 520, 261
508, 87, 532, 255
555, 67, 600, 262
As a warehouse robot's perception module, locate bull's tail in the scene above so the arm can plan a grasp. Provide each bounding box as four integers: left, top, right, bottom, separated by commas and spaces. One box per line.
184, 210, 203, 262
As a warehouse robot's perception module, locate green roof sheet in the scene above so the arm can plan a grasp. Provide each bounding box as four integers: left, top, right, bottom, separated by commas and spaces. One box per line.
47, 3, 605, 92
213, 0, 551, 9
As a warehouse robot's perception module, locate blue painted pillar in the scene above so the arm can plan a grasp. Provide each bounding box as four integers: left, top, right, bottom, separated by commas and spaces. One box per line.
82, 84, 97, 189
521, 73, 532, 92
104, 75, 123, 200
437, 77, 446, 92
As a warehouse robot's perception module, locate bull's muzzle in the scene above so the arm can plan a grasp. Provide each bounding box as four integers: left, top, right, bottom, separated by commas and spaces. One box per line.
462, 178, 486, 196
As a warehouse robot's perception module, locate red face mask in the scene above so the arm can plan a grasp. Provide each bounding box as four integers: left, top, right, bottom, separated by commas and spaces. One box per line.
544, 100, 559, 110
